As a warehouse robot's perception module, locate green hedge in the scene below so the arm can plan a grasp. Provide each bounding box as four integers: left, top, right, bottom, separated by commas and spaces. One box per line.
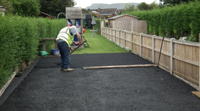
0, 15, 65, 87
126, 1, 200, 41
93, 18, 101, 34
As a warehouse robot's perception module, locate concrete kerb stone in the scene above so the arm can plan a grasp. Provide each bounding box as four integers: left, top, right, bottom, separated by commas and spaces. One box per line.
0, 58, 40, 106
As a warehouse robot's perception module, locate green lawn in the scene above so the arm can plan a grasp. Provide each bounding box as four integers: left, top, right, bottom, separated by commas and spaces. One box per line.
72, 29, 129, 54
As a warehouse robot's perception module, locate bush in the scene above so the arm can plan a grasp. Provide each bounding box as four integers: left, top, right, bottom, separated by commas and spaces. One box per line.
126, 1, 200, 42
93, 18, 102, 34
0, 15, 65, 87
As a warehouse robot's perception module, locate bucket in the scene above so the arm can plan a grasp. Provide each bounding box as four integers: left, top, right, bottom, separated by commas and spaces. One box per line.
52, 49, 60, 56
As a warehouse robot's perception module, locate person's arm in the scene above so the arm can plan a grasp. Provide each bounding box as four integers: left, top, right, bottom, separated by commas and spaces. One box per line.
76, 33, 82, 46
70, 47, 74, 53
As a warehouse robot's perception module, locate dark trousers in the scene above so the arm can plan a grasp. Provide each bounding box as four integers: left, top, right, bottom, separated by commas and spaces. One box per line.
57, 42, 70, 69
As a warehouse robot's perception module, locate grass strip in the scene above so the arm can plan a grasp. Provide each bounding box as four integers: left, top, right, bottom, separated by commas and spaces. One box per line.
72, 29, 129, 54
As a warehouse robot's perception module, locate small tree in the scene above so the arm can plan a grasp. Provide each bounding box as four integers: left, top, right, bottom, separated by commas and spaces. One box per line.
91, 12, 98, 18
9, 0, 40, 16
82, 8, 88, 14
149, 2, 160, 10
159, 0, 197, 6
125, 3, 136, 12
137, 2, 151, 10
0, 0, 14, 14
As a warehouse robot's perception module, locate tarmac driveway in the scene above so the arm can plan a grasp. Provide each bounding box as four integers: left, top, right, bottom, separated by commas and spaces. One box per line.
0, 53, 200, 111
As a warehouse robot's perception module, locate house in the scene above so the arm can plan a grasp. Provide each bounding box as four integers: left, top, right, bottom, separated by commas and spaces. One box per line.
90, 8, 121, 19
0, 6, 5, 16
108, 14, 139, 28
107, 14, 147, 33
118, 9, 124, 13
38, 12, 52, 19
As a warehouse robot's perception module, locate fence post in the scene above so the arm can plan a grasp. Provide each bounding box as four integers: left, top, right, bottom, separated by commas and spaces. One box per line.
108, 28, 110, 40
115, 29, 116, 43
132, 20, 134, 32
124, 30, 126, 48
119, 29, 121, 46
140, 33, 143, 57
110, 29, 111, 41
113, 21, 115, 29
199, 33, 200, 90
100, 21, 102, 35
109, 28, 111, 41
131, 31, 133, 52
101, 21, 105, 36
106, 28, 108, 39
152, 35, 156, 63
112, 29, 114, 42
170, 38, 175, 75
199, 33, 200, 42
121, 21, 123, 30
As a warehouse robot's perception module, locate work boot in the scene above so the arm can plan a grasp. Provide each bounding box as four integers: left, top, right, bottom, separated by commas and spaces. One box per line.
63, 68, 74, 72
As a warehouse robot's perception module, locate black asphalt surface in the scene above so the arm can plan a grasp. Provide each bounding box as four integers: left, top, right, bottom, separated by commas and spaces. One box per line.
0, 53, 200, 111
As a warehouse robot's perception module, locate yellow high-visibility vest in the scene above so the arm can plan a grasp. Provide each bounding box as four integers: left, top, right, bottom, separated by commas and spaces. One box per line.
56, 27, 74, 47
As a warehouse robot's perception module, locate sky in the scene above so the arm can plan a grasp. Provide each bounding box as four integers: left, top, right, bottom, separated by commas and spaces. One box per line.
74, 0, 160, 8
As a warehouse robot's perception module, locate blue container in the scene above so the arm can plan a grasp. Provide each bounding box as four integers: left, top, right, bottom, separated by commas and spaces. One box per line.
52, 49, 60, 56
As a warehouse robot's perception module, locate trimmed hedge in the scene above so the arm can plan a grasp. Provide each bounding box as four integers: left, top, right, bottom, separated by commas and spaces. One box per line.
93, 18, 108, 35
93, 18, 101, 34
0, 15, 65, 87
126, 1, 200, 41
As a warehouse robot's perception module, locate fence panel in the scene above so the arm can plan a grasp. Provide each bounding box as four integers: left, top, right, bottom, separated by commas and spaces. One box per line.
116, 30, 120, 45
173, 41, 199, 85
119, 31, 124, 47
142, 35, 153, 61
126, 32, 132, 50
113, 20, 147, 33
101, 26, 200, 88
132, 33, 140, 54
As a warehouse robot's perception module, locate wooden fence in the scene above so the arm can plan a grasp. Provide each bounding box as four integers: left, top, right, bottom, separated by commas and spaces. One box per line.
101, 26, 200, 90
110, 20, 147, 34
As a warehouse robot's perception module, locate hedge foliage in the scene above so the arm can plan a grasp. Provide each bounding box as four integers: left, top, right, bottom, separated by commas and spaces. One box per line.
126, 1, 200, 41
93, 18, 101, 34
0, 15, 65, 87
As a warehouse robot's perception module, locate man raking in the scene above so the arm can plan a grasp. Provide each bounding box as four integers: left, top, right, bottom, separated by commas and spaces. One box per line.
56, 25, 82, 72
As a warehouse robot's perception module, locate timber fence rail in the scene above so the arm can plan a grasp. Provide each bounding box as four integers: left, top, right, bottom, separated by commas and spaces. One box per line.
101, 27, 200, 90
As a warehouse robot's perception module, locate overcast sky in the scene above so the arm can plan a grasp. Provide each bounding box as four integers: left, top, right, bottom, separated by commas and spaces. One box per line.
74, 0, 160, 8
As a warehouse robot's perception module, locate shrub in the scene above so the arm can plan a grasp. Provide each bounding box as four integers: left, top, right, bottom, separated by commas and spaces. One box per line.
126, 1, 200, 41
0, 15, 65, 87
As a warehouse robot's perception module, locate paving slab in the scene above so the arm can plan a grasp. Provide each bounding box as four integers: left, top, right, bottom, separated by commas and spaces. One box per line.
0, 53, 200, 111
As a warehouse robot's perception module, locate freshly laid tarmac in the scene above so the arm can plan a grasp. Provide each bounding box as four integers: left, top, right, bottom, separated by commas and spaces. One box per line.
0, 53, 200, 111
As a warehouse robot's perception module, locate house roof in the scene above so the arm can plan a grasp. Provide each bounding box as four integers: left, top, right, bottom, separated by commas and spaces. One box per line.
40, 12, 51, 17
0, 6, 5, 12
108, 14, 139, 20
118, 9, 124, 12
100, 8, 118, 15
90, 8, 120, 15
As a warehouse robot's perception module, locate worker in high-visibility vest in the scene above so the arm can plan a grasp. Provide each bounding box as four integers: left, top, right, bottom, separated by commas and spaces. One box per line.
56, 25, 82, 72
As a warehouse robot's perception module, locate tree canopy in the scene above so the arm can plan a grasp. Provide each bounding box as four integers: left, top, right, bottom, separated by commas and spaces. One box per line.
40, 0, 76, 17
124, 3, 136, 12
8, 0, 40, 16
137, 2, 151, 10
0, 0, 14, 14
160, 0, 199, 5
1, 0, 76, 17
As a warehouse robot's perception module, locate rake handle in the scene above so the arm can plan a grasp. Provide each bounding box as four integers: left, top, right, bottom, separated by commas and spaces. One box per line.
70, 41, 86, 54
